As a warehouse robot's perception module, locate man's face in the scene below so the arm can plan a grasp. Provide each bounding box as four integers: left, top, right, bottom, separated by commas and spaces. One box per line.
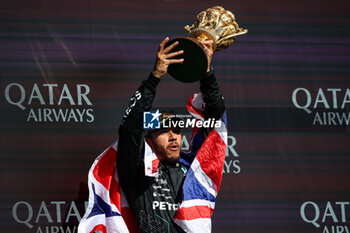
146, 128, 182, 164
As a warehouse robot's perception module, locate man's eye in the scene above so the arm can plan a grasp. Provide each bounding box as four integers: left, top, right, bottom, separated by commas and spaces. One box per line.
173, 128, 181, 134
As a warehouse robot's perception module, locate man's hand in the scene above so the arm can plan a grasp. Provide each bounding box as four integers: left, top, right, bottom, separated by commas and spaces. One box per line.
201, 40, 214, 72
152, 37, 184, 79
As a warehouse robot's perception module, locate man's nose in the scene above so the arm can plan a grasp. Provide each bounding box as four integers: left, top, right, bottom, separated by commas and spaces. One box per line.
168, 130, 177, 141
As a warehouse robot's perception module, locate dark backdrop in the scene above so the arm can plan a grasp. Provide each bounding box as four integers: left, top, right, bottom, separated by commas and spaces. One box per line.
1, 0, 350, 232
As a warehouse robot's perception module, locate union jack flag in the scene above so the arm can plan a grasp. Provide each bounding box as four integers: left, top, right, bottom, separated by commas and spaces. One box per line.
78, 93, 227, 233
78, 141, 139, 233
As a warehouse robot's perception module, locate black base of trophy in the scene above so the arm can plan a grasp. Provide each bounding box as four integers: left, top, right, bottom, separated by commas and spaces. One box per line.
165, 37, 208, 83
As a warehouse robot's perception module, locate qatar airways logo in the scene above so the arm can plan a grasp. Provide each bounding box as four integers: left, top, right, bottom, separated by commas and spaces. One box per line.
300, 201, 350, 233
292, 88, 350, 125
12, 200, 87, 232
4, 83, 94, 123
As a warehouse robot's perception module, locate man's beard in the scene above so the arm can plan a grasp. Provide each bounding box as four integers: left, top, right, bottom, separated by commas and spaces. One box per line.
163, 155, 180, 165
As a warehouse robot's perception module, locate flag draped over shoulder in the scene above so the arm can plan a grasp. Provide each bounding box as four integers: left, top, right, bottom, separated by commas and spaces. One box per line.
174, 93, 227, 232
78, 141, 139, 233
78, 93, 227, 233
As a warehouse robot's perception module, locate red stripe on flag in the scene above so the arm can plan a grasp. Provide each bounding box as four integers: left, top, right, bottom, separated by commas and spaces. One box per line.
110, 178, 121, 210
93, 147, 116, 190
152, 159, 159, 174
196, 130, 226, 191
93, 147, 120, 207
109, 150, 122, 210
186, 95, 204, 119
121, 207, 140, 233
89, 224, 106, 233
175, 206, 214, 220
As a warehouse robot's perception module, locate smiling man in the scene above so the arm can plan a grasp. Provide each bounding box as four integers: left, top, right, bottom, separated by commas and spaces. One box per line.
116, 37, 225, 233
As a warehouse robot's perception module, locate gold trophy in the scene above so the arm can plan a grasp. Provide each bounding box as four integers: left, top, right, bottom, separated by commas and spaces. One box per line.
166, 6, 248, 83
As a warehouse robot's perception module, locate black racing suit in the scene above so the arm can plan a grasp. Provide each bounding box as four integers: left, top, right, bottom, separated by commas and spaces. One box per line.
117, 71, 225, 233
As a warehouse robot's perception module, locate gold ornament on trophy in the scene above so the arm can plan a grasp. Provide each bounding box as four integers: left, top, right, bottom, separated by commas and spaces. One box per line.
166, 6, 248, 83
185, 6, 248, 51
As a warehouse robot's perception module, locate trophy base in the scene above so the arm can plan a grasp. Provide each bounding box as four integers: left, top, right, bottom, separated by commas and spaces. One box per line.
165, 37, 208, 83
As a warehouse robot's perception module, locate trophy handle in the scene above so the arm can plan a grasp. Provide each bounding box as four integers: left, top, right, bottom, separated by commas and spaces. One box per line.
222, 29, 249, 39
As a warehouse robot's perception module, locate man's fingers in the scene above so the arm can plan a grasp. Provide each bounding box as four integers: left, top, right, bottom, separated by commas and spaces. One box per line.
166, 50, 183, 59
168, 58, 184, 64
201, 40, 214, 46
201, 40, 214, 50
159, 37, 169, 51
163, 41, 179, 54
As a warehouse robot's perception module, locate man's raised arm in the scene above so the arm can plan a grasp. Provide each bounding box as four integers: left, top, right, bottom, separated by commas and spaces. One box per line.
117, 38, 184, 198
200, 40, 226, 121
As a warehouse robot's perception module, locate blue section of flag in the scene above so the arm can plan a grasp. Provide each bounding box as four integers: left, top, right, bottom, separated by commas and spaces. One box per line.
179, 127, 204, 166
221, 111, 227, 127
87, 183, 121, 219
182, 168, 216, 202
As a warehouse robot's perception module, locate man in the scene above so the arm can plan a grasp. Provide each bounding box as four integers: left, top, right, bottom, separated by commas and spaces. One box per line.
117, 37, 225, 233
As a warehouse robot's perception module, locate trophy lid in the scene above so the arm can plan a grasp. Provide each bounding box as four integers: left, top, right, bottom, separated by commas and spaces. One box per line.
165, 37, 208, 83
